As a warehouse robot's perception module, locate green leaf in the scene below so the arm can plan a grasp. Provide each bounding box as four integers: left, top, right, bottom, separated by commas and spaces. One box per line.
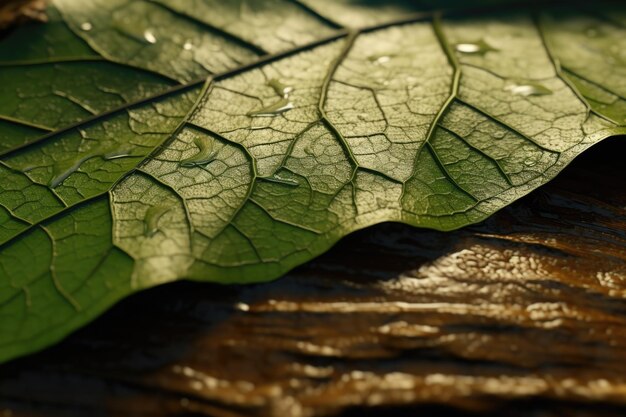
0, 0, 625, 363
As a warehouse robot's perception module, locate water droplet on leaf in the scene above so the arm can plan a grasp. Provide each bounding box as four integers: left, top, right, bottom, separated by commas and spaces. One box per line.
49, 156, 92, 188
455, 39, 497, 55
524, 158, 537, 167
144, 205, 170, 237
80, 22, 92, 31
270, 174, 299, 186
103, 150, 132, 160
183, 41, 193, 50
49, 145, 133, 188
144, 30, 157, 44
268, 79, 293, 98
248, 78, 295, 116
504, 81, 552, 97
247, 98, 294, 117
368, 54, 393, 65
180, 136, 217, 167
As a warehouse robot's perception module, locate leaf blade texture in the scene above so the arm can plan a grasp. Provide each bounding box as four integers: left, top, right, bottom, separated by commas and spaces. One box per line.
0, 0, 625, 363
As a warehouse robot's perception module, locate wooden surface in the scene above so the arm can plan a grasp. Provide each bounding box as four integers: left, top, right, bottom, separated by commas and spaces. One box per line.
0, 0, 46, 29
1, 137, 626, 416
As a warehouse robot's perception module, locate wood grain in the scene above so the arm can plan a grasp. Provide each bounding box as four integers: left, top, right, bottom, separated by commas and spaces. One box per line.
1, 137, 626, 417
0, 0, 46, 30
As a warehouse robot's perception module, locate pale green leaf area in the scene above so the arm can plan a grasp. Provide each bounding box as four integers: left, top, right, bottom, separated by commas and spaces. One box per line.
0, 0, 624, 363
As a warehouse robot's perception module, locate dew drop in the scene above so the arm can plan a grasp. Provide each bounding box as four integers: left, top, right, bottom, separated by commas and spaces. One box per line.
144, 205, 170, 237
49, 145, 133, 188
183, 41, 193, 50
80, 22, 92, 31
455, 39, 497, 55
524, 158, 537, 167
270, 174, 299, 187
504, 81, 552, 97
268, 79, 293, 98
247, 98, 294, 117
248, 78, 295, 116
103, 150, 132, 160
144, 29, 157, 44
368, 53, 396, 65
180, 136, 217, 167
374, 55, 391, 65
49, 156, 92, 188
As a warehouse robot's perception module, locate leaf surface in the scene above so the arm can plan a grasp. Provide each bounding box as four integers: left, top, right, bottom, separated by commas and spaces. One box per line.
0, 0, 625, 363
